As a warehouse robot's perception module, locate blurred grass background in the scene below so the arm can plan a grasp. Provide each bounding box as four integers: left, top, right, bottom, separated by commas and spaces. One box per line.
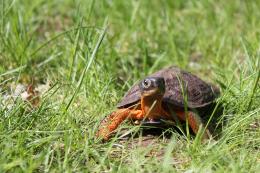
0, 0, 259, 172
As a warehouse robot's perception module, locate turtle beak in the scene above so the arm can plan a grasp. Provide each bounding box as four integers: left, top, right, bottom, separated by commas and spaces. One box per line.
142, 88, 163, 97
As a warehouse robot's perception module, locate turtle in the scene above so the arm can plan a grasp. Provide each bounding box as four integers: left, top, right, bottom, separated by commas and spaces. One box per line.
96, 66, 220, 141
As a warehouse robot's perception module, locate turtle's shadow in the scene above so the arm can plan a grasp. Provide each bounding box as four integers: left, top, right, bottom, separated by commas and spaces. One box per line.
118, 127, 175, 142
199, 103, 224, 139
135, 126, 179, 139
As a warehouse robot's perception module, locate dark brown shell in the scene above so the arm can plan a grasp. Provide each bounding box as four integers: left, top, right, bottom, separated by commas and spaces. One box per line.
117, 66, 220, 109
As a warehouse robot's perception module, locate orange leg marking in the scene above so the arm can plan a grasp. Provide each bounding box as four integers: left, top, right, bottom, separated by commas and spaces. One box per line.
175, 111, 211, 139
96, 109, 143, 141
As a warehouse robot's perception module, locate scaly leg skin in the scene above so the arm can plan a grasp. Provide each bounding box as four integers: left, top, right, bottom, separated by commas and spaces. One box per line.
175, 110, 211, 140
96, 109, 143, 141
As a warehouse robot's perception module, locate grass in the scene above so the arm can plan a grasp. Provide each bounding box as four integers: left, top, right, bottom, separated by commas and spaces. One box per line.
0, 0, 260, 172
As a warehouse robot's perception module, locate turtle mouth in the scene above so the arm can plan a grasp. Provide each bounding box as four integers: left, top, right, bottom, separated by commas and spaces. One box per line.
142, 88, 164, 97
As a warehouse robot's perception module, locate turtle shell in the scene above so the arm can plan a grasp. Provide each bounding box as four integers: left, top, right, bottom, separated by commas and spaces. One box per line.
117, 66, 220, 109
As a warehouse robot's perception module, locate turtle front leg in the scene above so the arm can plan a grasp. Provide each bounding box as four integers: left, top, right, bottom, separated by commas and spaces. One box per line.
175, 111, 211, 140
96, 109, 143, 141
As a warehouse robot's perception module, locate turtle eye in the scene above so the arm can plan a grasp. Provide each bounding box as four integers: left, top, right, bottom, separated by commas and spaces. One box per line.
143, 79, 151, 88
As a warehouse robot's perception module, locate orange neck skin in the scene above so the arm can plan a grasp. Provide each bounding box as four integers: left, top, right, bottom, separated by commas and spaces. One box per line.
141, 94, 170, 120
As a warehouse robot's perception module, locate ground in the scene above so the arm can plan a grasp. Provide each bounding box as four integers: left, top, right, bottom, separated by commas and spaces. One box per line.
0, 0, 260, 172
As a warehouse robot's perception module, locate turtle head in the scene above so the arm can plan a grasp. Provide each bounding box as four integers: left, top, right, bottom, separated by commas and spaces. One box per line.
139, 77, 165, 97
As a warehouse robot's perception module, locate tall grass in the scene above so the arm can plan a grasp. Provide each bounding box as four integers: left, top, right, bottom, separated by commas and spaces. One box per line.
0, 0, 259, 172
